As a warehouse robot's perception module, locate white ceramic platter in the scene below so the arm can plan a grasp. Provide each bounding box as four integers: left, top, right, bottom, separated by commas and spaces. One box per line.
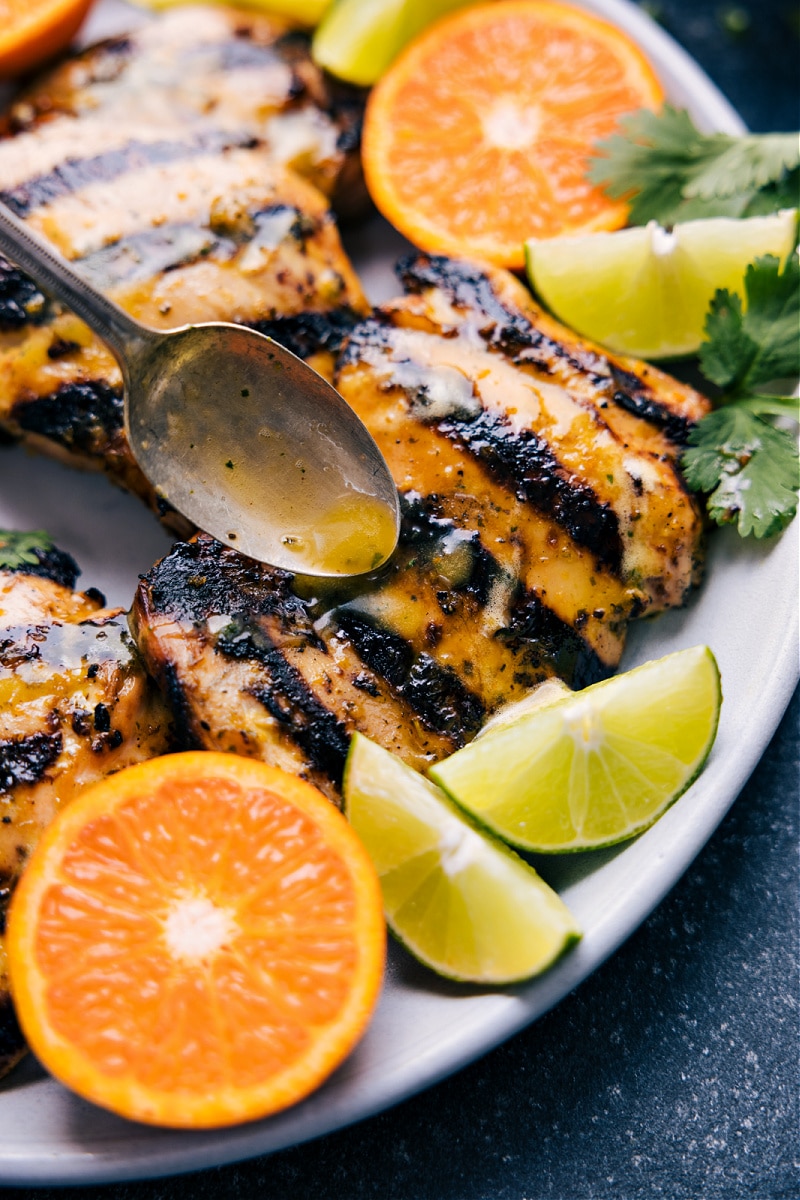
0, 0, 797, 1183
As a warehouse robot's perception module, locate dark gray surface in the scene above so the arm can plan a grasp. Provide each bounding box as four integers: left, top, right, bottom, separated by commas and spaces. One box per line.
4, 2, 799, 1197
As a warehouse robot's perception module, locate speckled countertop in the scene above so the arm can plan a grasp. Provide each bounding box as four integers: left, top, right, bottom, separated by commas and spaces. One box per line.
5, 2, 799, 1197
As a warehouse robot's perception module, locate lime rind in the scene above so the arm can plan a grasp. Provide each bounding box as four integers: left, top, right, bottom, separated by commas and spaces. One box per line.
429, 646, 722, 853
343, 734, 580, 984
524, 210, 798, 360
312, 0, 475, 86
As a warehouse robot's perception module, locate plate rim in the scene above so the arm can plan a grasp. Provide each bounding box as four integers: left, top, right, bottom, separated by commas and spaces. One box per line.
0, 0, 795, 1183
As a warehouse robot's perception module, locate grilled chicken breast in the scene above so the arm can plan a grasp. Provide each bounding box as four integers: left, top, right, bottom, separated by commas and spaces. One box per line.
0, 543, 174, 1076
1, 6, 365, 210
132, 256, 710, 800
0, 7, 368, 529
0, 162, 367, 526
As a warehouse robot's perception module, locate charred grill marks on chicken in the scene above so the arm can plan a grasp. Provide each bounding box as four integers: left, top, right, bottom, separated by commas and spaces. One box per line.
132, 257, 709, 802
0, 729, 63, 794
0, 130, 260, 219
1, 9, 365, 205
11, 380, 124, 457
0, 258, 48, 331
218, 619, 352, 786
397, 255, 699, 447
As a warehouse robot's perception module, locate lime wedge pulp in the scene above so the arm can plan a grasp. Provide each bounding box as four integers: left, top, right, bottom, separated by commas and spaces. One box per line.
524, 209, 798, 359
429, 646, 722, 853
312, 0, 476, 86
344, 734, 580, 983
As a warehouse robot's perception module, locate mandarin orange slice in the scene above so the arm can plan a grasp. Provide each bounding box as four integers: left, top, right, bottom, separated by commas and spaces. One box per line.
0, 0, 94, 79
7, 753, 385, 1128
362, 0, 664, 268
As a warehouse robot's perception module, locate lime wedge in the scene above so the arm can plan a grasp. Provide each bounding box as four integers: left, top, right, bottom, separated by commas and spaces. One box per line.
312, 0, 475, 86
344, 734, 580, 983
430, 646, 722, 853
524, 210, 798, 359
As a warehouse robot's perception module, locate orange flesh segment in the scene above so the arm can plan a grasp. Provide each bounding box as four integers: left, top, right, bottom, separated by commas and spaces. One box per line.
363, 0, 664, 266
0, 0, 94, 79
8, 754, 385, 1127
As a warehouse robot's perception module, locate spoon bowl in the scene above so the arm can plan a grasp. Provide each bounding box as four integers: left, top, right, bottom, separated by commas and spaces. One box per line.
127, 322, 399, 575
0, 202, 400, 577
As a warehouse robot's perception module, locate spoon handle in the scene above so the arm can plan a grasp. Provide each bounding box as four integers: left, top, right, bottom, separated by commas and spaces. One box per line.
0, 201, 152, 364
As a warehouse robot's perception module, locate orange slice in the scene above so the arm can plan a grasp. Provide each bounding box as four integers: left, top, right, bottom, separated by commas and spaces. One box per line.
0, 0, 94, 79
7, 752, 385, 1128
362, 0, 664, 268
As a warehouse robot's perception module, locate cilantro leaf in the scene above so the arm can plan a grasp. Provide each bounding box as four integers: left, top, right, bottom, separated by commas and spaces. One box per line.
0, 529, 55, 570
699, 254, 800, 391
684, 134, 800, 200
699, 289, 752, 388
589, 106, 800, 226
682, 409, 799, 538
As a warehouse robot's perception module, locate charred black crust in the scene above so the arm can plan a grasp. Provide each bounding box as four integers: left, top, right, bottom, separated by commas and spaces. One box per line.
160, 661, 201, 750
398, 491, 454, 546
395, 253, 585, 375
10, 380, 123, 455
403, 653, 484, 740
0, 992, 25, 1075
337, 312, 394, 367
332, 101, 364, 155
335, 612, 412, 688
1, 544, 81, 589
501, 589, 610, 691
398, 492, 498, 606
0, 875, 10, 934
3, 38, 131, 134
397, 255, 519, 327
0, 255, 49, 331
138, 536, 310, 629
250, 306, 363, 360
0, 730, 62, 794
334, 611, 484, 744
609, 368, 694, 445
218, 619, 351, 786
437, 408, 622, 573
0, 130, 257, 220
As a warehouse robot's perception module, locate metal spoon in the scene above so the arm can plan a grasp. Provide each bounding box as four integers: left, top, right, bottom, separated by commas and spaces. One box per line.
0, 202, 399, 577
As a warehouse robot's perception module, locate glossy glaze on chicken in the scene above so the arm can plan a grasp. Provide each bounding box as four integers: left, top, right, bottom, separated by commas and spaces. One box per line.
0, 7, 368, 529
0, 546, 174, 1074
132, 257, 709, 800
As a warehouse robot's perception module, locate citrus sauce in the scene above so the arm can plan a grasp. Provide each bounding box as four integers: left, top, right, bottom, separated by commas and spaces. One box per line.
176, 423, 397, 576
0, 620, 133, 703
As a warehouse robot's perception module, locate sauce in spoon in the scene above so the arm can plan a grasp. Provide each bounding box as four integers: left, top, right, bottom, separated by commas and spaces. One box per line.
0, 203, 400, 578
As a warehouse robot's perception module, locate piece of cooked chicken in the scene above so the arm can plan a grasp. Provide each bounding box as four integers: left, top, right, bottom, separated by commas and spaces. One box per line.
131, 256, 710, 801
0, 537, 174, 1077
0, 6, 369, 532
0, 6, 366, 211
0, 159, 368, 528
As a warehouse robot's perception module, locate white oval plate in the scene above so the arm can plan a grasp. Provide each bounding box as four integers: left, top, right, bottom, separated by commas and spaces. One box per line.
0, 0, 797, 1183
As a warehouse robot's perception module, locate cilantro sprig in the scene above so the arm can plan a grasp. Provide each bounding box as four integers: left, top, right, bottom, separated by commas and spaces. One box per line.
588, 105, 799, 226
0, 529, 55, 570
586, 107, 800, 539
682, 254, 799, 539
